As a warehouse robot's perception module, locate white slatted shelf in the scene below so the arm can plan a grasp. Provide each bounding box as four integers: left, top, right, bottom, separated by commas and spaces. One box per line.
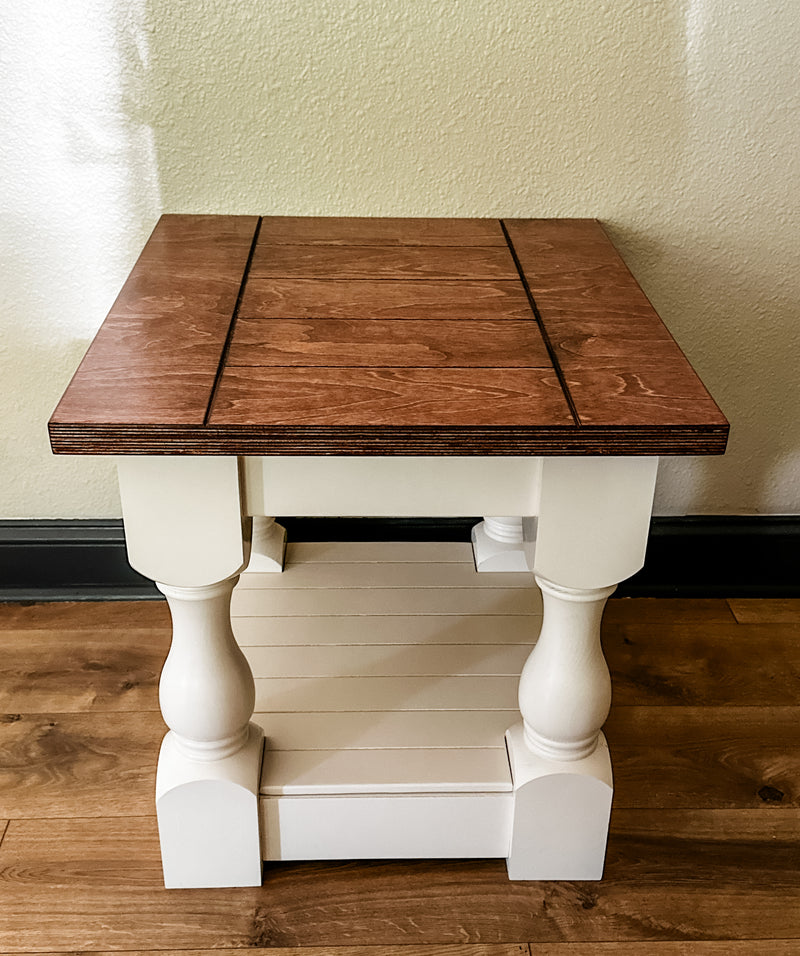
254, 675, 520, 713
234, 613, 537, 646
235, 541, 538, 856
261, 748, 513, 795
253, 710, 519, 750
239, 563, 534, 589
232, 587, 538, 617
244, 642, 533, 677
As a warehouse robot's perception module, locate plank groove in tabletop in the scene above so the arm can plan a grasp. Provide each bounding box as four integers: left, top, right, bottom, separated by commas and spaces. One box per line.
238, 278, 533, 321
257, 215, 508, 245
248, 244, 519, 280
210, 367, 573, 427
227, 318, 552, 368
503, 218, 728, 440
49, 214, 259, 435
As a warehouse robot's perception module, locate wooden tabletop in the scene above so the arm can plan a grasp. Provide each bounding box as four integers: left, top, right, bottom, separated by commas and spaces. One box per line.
49, 215, 728, 456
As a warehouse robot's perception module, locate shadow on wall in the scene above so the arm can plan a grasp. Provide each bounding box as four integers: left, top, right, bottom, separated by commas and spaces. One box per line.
2, 2, 162, 516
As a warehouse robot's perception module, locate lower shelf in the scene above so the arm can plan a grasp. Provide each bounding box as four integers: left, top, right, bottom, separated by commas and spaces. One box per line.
230, 539, 540, 862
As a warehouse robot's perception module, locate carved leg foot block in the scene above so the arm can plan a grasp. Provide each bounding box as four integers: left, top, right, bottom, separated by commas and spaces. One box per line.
156, 722, 265, 888
505, 722, 613, 881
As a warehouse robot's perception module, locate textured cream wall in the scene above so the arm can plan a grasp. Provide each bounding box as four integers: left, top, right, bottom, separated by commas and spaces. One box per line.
2, 0, 798, 517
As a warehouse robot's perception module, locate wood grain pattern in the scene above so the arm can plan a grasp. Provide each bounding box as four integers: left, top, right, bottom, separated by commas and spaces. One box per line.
238, 278, 533, 321
249, 244, 519, 280
607, 706, 800, 808
47, 423, 729, 456
1, 598, 799, 952
227, 319, 551, 368
0, 628, 167, 712
257, 216, 508, 246
49, 216, 729, 456
603, 598, 736, 624
728, 598, 800, 624
0, 712, 162, 818
503, 218, 729, 432
2, 812, 799, 949
611, 621, 800, 705
0, 600, 169, 629
49, 214, 258, 430
210, 367, 573, 427
4, 949, 529, 956
605, 621, 800, 705
530, 945, 800, 955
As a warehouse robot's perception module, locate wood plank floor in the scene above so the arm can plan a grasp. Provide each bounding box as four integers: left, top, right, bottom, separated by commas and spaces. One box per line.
0, 555, 798, 954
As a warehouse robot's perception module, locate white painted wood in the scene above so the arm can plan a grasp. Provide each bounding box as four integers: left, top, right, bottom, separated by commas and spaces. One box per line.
232, 585, 540, 617
471, 518, 530, 572
156, 723, 264, 888
261, 793, 512, 860
116, 455, 250, 587
252, 709, 519, 750
244, 642, 533, 678
254, 675, 520, 712
233, 613, 539, 647
532, 456, 658, 590
518, 576, 615, 761
237, 563, 533, 589
505, 722, 613, 880
158, 577, 256, 760
246, 516, 286, 572
260, 747, 512, 795
243, 455, 542, 516
484, 516, 525, 544
288, 540, 471, 563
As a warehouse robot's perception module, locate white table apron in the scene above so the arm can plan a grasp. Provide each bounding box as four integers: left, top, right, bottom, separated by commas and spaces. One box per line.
116, 454, 659, 888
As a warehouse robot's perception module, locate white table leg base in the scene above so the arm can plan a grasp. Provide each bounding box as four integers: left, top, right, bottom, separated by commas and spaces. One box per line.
156, 722, 265, 888
505, 722, 612, 880
471, 517, 529, 572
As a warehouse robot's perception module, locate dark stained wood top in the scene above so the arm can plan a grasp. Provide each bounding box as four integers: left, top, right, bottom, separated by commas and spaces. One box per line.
49, 216, 728, 455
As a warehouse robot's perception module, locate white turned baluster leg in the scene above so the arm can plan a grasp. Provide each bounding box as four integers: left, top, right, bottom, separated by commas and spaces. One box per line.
505, 455, 659, 880
156, 577, 263, 888
505, 578, 615, 880
471, 516, 530, 572
116, 456, 263, 888
246, 516, 286, 573
519, 578, 615, 761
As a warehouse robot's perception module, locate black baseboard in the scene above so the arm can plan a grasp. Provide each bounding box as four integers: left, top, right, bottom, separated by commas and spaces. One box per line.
0, 516, 797, 601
